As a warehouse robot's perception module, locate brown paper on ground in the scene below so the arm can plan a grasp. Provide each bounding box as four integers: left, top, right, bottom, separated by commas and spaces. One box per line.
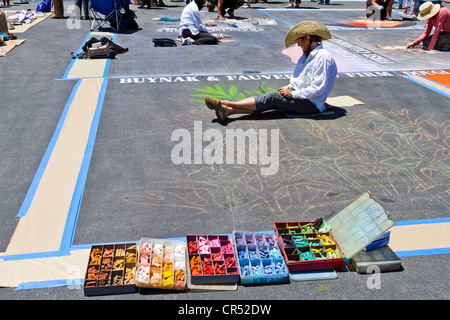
389, 222, 450, 252
0, 39, 26, 56
4, 11, 52, 33
0, 249, 90, 288
5, 78, 104, 255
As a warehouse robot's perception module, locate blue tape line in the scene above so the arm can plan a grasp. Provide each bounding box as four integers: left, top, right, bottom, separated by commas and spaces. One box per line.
1, 249, 71, 262
57, 76, 111, 81
396, 247, 450, 257
70, 241, 138, 251
15, 279, 84, 291
256, 9, 294, 27
59, 78, 110, 251
102, 33, 117, 78
16, 79, 83, 218
394, 217, 450, 226
405, 75, 450, 98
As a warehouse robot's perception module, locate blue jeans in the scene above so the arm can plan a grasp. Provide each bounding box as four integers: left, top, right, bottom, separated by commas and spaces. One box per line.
75, 0, 89, 18
254, 91, 319, 114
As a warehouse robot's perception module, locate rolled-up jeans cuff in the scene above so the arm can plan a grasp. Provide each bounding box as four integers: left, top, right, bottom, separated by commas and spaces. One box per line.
254, 91, 287, 112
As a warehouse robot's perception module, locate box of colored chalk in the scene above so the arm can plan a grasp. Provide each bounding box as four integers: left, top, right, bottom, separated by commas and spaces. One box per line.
274, 222, 345, 272
274, 191, 395, 272
83, 242, 138, 296
233, 230, 289, 285
135, 238, 187, 290
186, 234, 240, 284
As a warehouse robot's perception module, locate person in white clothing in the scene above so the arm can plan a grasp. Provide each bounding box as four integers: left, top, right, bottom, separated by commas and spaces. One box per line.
178, 0, 218, 45
204, 21, 337, 121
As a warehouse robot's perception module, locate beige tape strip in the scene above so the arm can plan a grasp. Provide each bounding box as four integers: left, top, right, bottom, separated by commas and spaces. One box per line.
389, 222, 450, 252
66, 32, 114, 79
5, 78, 104, 255
66, 59, 109, 79
0, 249, 89, 288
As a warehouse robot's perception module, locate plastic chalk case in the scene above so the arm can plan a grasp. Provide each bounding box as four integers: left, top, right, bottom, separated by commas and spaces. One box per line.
274, 191, 395, 272
233, 230, 290, 285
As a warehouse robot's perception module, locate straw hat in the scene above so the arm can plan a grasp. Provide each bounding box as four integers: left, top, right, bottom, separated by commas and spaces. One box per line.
417, 1, 440, 20
285, 21, 332, 47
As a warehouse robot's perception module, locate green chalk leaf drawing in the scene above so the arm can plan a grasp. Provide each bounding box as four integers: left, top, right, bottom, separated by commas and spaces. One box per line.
189, 82, 277, 104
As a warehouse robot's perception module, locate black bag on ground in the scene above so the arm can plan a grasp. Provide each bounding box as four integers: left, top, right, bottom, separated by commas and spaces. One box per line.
121, 9, 139, 29
109, 9, 139, 30
73, 37, 128, 59
152, 38, 177, 47
82, 37, 128, 54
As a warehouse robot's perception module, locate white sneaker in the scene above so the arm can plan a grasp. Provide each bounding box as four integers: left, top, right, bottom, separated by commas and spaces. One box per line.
182, 37, 194, 45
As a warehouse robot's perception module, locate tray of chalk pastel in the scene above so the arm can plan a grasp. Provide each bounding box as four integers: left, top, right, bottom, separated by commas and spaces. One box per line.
233, 230, 289, 285
186, 234, 240, 284
83, 243, 138, 296
135, 238, 187, 290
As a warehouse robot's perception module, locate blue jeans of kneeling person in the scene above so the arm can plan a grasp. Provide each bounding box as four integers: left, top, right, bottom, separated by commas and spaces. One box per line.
254, 91, 320, 115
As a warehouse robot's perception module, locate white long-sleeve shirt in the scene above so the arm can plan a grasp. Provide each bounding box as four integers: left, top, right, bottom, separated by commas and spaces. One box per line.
178, 1, 209, 37
290, 44, 338, 112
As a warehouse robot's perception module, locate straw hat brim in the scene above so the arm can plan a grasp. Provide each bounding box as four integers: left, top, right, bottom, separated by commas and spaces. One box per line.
417, 2, 440, 20
285, 21, 332, 47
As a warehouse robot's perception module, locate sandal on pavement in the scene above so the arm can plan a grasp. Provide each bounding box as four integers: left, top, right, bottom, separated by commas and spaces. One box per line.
205, 96, 227, 121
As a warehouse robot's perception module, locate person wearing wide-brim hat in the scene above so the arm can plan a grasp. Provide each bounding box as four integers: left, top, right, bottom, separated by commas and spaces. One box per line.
204, 21, 338, 121
407, 1, 450, 51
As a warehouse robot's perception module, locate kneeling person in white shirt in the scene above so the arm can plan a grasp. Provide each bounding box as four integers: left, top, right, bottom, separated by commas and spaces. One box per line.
178, 0, 219, 45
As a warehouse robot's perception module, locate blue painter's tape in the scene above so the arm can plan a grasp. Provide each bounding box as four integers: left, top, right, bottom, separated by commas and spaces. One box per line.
395, 247, 450, 257
1, 249, 71, 262
59, 78, 110, 251
70, 241, 137, 251
256, 9, 294, 27
15, 278, 84, 291
394, 217, 450, 226
405, 75, 450, 98
102, 33, 117, 78
16, 79, 83, 218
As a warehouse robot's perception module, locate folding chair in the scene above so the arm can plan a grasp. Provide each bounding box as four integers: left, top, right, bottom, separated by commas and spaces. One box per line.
89, 0, 123, 32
